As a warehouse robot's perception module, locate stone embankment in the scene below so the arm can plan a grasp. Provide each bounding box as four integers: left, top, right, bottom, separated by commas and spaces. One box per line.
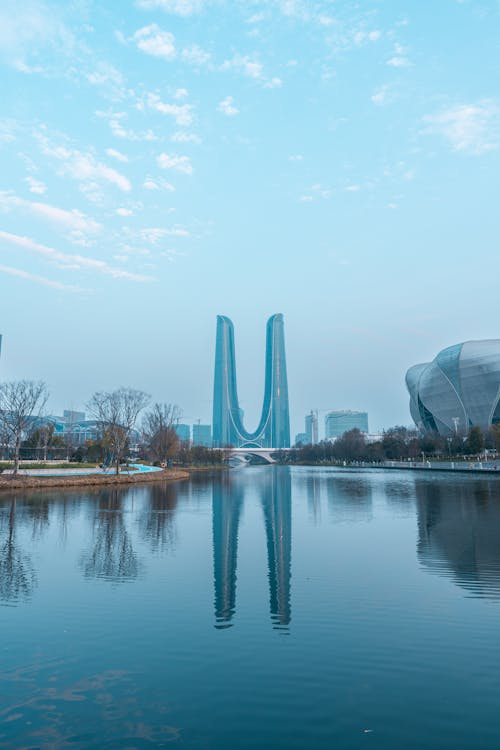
0, 468, 189, 491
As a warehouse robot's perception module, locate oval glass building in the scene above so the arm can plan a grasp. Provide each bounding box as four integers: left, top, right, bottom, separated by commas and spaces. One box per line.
406, 340, 500, 435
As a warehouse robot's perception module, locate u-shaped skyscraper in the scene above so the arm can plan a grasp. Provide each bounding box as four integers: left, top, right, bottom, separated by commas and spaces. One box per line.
212, 314, 290, 449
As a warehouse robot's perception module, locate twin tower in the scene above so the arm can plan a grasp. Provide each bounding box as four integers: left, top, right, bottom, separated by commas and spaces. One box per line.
212, 314, 290, 449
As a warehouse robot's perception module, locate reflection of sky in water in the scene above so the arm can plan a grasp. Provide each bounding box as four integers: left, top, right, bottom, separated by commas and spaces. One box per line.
3, 468, 500, 749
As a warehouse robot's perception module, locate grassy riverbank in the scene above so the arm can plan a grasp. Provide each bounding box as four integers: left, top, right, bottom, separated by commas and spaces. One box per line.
0, 467, 189, 490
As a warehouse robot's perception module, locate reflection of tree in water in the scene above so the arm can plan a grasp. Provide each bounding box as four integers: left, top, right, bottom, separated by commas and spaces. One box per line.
20, 492, 50, 539
79, 489, 141, 582
416, 477, 500, 599
138, 483, 178, 553
0, 499, 37, 604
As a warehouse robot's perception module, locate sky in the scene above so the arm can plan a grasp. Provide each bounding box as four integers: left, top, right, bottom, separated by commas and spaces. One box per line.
1, 0, 499, 439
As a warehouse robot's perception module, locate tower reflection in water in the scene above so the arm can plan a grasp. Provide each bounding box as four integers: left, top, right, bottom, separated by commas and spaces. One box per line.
212, 467, 292, 630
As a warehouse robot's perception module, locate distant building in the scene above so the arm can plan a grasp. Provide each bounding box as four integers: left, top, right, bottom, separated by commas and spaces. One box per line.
295, 432, 308, 445
175, 423, 191, 443
325, 411, 369, 440
193, 423, 212, 447
63, 409, 86, 423
305, 410, 319, 444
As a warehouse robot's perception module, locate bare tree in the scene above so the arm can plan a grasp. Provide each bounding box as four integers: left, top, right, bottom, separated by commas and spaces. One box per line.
142, 403, 181, 466
0, 380, 49, 475
87, 387, 150, 474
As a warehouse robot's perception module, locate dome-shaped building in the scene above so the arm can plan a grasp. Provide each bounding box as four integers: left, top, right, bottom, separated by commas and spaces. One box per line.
406, 340, 500, 435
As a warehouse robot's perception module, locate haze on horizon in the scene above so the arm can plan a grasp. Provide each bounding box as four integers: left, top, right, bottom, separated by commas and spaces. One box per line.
0, 0, 499, 439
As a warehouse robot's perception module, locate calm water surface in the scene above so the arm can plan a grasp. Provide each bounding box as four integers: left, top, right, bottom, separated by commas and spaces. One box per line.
2, 466, 500, 749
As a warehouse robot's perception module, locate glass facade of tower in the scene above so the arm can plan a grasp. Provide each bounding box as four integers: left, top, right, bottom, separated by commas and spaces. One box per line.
212, 314, 290, 449
325, 411, 369, 440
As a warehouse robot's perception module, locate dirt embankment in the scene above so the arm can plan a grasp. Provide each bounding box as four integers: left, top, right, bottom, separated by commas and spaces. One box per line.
0, 468, 189, 491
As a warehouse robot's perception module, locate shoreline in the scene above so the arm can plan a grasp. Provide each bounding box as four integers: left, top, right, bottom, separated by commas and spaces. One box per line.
0, 467, 189, 491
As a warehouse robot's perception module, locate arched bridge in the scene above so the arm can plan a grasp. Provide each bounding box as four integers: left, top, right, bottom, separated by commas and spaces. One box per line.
228, 447, 290, 465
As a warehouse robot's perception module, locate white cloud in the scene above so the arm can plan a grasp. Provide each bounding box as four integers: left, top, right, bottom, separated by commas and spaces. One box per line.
0, 263, 81, 291
116, 208, 133, 216
181, 44, 211, 66
288, 154, 303, 162
86, 63, 125, 97
345, 184, 360, 192
138, 226, 190, 243
38, 133, 131, 192
422, 101, 499, 155
0, 230, 153, 281
218, 96, 239, 116
133, 24, 176, 60
105, 112, 158, 141
173, 87, 188, 99
299, 195, 313, 202
264, 77, 282, 89
106, 147, 129, 162
221, 54, 281, 88
387, 56, 410, 67
25, 176, 47, 194
354, 30, 381, 44
145, 92, 194, 125
170, 131, 202, 143
371, 84, 391, 106
136, 0, 205, 15
247, 12, 266, 23
0, 192, 101, 243
318, 15, 335, 26
157, 153, 193, 174
222, 54, 263, 79
143, 177, 176, 191
0, 3, 76, 75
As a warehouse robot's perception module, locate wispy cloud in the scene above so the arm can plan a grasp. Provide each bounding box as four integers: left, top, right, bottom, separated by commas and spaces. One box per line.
386, 56, 410, 67
422, 101, 499, 155
100, 111, 158, 142
181, 44, 211, 66
144, 92, 194, 125
143, 176, 176, 191
0, 192, 101, 244
106, 148, 129, 162
157, 153, 193, 174
37, 131, 132, 193
221, 54, 281, 87
136, 0, 206, 15
371, 84, 392, 106
0, 263, 81, 291
25, 175, 47, 194
170, 131, 202, 143
0, 230, 153, 281
218, 96, 239, 116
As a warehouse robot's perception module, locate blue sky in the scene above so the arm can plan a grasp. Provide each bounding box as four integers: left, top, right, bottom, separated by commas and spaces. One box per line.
1, 0, 499, 438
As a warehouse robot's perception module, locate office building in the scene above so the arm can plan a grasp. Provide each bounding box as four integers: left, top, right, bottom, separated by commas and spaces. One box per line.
212, 314, 290, 448
305, 410, 319, 444
325, 410, 369, 440
193, 423, 212, 447
175, 424, 191, 443
295, 432, 308, 446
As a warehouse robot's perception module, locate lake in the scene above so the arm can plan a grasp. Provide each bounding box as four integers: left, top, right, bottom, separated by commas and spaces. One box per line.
1, 466, 500, 749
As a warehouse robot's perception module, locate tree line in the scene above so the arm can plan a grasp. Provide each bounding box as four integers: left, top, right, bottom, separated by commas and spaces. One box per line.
0, 379, 226, 476
283, 424, 500, 464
